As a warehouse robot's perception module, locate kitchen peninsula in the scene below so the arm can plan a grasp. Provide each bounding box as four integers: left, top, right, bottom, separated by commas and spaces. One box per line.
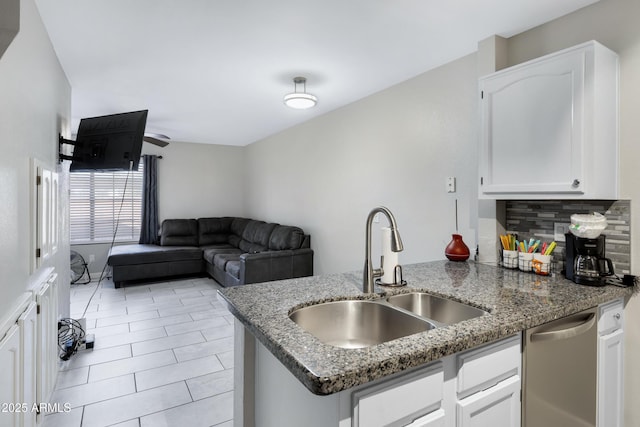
219, 261, 633, 426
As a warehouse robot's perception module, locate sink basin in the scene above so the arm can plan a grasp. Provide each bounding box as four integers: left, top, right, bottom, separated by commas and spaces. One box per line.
386, 293, 486, 325
289, 300, 435, 349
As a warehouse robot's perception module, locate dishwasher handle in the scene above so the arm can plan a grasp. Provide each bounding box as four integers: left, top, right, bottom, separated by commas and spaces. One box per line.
530, 312, 596, 342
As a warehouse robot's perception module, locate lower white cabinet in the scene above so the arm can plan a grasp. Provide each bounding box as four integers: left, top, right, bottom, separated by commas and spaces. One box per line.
352, 362, 444, 427
597, 298, 624, 427
241, 324, 521, 427
457, 376, 521, 427
408, 409, 446, 427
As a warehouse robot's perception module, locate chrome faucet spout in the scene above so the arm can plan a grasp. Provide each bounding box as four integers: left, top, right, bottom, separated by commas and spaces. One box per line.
363, 206, 404, 293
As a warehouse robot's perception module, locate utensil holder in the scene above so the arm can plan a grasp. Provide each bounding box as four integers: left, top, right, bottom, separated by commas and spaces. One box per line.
518, 252, 534, 272
502, 250, 518, 269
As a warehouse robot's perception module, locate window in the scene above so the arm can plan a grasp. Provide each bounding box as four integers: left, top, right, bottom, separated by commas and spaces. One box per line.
69, 160, 144, 243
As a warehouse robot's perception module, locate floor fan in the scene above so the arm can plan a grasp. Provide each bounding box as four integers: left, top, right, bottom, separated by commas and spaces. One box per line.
70, 250, 91, 284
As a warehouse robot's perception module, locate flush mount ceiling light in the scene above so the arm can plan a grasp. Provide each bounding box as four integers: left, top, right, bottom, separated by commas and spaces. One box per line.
283, 76, 317, 109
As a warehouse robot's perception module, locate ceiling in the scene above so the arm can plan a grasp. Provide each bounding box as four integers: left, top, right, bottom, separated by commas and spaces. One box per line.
35, 0, 598, 147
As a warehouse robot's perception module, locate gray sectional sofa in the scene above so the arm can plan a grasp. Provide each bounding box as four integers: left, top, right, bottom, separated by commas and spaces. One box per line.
107, 217, 313, 288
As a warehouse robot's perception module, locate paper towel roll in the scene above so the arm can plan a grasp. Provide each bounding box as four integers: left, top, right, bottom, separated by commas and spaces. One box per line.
381, 227, 399, 284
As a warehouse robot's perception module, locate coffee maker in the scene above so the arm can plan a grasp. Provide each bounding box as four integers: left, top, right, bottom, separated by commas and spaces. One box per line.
565, 233, 614, 286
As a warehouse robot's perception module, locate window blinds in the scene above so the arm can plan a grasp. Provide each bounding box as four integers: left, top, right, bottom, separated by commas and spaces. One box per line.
69, 161, 144, 243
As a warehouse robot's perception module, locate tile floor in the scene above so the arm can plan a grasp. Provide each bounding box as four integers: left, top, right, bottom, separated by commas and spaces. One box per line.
42, 276, 235, 427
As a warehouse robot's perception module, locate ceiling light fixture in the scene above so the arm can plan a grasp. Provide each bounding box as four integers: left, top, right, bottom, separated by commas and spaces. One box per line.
283, 76, 317, 109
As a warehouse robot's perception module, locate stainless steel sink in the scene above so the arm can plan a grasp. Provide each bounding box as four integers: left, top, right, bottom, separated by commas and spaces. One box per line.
289, 300, 435, 349
386, 293, 486, 325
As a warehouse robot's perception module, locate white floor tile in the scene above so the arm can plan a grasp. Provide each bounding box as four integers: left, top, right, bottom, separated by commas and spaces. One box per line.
173, 336, 234, 363
135, 355, 224, 391
93, 327, 167, 350
139, 391, 233, 427
87, 323, 130, 338
82, 382, 192, 427
108, 419, 141, 427
125, 299, 183, 315
131, 331, 205, 356
179, 295, 221, 307
51, 375, 136, 409
186, 368, 234, 400
95, 310, 159, 328
72, 307, 128, 321
201, 323, 234, 342
55, 366, 89, 389
189, 307, 230, 321
89, 349, 177, 382
128, 313, 192, 332
60, 344, 132, 371
216, 350, 234, 369
41, 406, 83, 427
157, 302, 215, 317
164, 317, 229, 336
59, 276, 236, 426
97, 297, 155, 311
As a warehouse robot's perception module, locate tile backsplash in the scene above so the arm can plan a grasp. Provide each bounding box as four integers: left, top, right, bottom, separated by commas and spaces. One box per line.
504, 200, 631, 274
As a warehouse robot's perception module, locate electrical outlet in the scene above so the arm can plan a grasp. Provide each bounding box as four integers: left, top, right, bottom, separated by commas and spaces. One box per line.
446, 177, 456, 193
554, 223, 571, 241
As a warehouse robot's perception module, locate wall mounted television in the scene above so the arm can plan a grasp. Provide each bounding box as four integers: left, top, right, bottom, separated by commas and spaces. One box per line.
68, 110, 148, 172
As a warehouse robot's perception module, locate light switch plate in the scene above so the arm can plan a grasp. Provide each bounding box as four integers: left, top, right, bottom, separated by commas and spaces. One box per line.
554, 223, 570, 241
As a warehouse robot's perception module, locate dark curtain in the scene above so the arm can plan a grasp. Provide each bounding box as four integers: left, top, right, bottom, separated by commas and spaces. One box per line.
139, 154, 159, 244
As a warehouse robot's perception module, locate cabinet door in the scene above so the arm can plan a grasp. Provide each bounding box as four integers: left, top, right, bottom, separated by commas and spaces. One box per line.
353, 363, 444, 427
407, 409, 446, 427
598, 329, 623, 427
457, 376, 520, 427
479, 47, 585, 196
0, 325, 21, 427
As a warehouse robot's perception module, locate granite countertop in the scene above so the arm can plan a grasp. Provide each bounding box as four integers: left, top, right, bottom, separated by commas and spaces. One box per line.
218, 260, 633, 396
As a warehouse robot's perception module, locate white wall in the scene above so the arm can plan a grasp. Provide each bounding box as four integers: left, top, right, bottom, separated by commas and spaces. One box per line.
0, 0, 71, 319
244, 54, 479, 275
503, 0, 640, 424
142, 141, 245, 221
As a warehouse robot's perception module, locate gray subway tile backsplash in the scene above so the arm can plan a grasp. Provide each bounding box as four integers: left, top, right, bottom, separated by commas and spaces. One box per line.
504, 199, 631, 275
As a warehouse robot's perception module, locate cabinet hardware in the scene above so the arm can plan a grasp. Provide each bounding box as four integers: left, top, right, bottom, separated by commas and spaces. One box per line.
572, 179, 581, 188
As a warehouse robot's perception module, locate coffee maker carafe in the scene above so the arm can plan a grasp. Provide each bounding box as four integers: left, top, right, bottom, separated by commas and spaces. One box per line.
565, 233, 614, 286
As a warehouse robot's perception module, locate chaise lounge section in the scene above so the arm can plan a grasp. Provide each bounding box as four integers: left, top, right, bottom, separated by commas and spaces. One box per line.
107, 217, 313, 288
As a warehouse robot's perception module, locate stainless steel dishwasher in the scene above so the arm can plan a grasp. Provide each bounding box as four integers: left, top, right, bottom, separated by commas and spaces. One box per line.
523, 307, 598, 427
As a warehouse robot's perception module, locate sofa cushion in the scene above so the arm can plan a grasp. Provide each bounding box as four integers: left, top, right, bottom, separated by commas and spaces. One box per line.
198, 217, 234, 245
213, 253, 241, 271
268, 225, 305, 250
239, 220, 277, 252
108, 244, 202, 266
230, 217, 250, 238
160, 219, 199, 246
202, 246, 242, 264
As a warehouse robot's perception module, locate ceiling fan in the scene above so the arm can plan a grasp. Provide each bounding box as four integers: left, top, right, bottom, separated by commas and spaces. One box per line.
143, 133, 170, 147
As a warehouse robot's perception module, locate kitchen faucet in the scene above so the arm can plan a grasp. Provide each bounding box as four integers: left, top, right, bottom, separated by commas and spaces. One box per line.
363, 206, 404, 293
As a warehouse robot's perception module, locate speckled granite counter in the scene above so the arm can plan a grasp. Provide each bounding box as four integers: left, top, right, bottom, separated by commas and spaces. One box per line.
218, 260, 633, 396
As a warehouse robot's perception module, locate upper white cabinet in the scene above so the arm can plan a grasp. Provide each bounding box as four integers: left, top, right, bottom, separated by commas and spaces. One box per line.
479, 41, 619, 199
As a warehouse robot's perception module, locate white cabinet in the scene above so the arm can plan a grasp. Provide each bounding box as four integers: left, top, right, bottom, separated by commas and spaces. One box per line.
243, 326, 522, 427
352, 363, 444, 427
478, 40, 619, 199
455, 334, 521, 427
457, 376, 521, 427
598, 298, 624, 427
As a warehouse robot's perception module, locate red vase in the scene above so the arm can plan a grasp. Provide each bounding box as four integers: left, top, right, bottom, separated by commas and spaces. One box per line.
445, 233, 470, 262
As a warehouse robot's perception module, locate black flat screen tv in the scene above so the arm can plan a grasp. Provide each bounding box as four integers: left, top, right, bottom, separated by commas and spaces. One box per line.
69, 110, 148, 172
